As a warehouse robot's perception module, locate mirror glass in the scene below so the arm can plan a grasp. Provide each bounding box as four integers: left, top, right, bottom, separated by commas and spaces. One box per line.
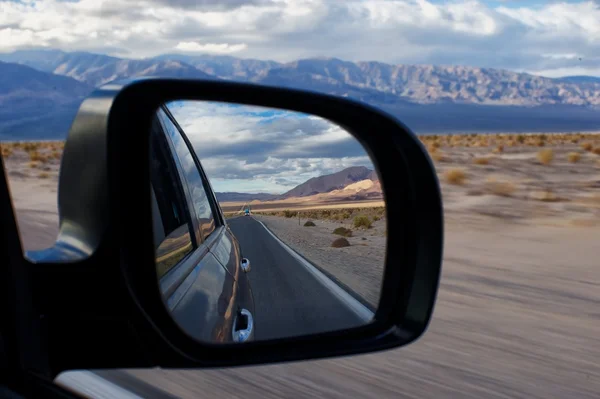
150, 100, 387, 344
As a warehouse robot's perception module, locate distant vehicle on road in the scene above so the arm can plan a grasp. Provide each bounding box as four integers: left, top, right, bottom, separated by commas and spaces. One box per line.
150, 104, 255, 343
245, 208, 250, 216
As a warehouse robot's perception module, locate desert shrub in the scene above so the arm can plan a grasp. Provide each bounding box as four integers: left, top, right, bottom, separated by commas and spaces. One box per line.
1, 146, 12, 158
283, 210, 297, 218
303, 220, 316, 227
372, 215, 381, 222
493, 145, 504, 153
353, 215, 372, 229
431, 151, 446, 162
28, 150, 43, 162
22, 142, 40, 152
485, 178, 517, 197
444, 168, 466, 185
473, 157, 490, 165
593, 147, 600, 156
581, 142, 593, 151
567, 152, 581, 163
38, 172, 50, 179
536, 149, 554, 165
331, 238, 351, 248
517, 134, 526, 144
28, 161, 38, 169
333, 227, 353, 237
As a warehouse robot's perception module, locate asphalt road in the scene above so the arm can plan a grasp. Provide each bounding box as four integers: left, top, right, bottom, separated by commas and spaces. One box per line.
226, 216, 370, 340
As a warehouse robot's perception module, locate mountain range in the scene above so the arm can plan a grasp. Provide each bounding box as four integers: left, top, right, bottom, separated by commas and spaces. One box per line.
2, 49, 600, 139
216, 166, 381, 203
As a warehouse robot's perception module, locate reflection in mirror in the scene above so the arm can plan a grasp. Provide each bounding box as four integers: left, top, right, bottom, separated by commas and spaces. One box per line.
150, 101, 387, 344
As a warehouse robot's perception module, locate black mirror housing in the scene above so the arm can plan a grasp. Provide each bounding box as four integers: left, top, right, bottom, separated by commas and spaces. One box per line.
19, 78, 444, 375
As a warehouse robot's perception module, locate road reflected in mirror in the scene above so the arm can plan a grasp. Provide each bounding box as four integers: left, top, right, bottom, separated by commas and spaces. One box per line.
150, 100, 386, 344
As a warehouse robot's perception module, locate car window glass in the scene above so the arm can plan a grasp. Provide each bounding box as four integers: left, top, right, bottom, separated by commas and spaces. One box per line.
150, 117, 194, 279
157, 108, 216, 242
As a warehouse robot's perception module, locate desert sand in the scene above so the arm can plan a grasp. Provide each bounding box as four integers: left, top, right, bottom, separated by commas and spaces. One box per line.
2, 133, 600, 398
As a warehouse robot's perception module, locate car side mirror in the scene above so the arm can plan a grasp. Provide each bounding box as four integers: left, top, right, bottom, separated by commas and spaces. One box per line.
20, 78, 443, 375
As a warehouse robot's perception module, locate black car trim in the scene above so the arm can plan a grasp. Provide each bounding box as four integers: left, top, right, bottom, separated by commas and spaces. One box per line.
160, 105, 226, 229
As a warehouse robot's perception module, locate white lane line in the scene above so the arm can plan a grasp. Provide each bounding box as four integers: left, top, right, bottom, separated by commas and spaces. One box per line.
254, 218, 374, 323
55, 371, 143, 399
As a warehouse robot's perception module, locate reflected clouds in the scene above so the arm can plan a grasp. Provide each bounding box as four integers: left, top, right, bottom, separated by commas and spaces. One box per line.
167, 101, 373, 193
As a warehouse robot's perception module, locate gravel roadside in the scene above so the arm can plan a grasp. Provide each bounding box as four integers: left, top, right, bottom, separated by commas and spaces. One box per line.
255, 214, 386, 309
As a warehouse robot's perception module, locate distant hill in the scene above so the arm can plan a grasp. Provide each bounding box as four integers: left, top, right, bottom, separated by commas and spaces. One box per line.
2, 49, 600, 139
4, 49, 600, 107
152, 53, 280, 81
56, 58, 217, 87
215, 166, 381, 204
553, 76, 600, 84
0, 61, 93, 140
0, 50, 217, 87
280, 166, 376, 199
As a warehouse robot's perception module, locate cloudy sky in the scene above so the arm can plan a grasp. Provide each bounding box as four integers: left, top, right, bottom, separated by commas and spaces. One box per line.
167, 101, 373, 193
1, 0, 599, 77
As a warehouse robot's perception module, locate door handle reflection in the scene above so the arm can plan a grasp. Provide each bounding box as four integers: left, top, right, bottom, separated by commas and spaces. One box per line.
232, 308, 253, 342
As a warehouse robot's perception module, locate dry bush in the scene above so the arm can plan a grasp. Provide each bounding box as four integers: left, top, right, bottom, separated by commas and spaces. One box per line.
444, 168, 466, 185
353, 215, 372, 229
303, 220, 316, 227
28, 161, 38, 169
22, 142, 40, 152
485, 178, 517, 197
536, 148, 554, 165
581, 142, 593, 151
331, 237, 351, 248
38, 172, 50, 179
431, 151, 446, 162
473, 157, 490, 165
493, 144, 504, 153
567, 152, 581, 163
1, 146, 12, 158
517, 134, 526, 144
593, 147, 600, 156
333, 227, 353, 237
283, 210, 297, 218
28, 151, 45, 162
372, 215, 381, 222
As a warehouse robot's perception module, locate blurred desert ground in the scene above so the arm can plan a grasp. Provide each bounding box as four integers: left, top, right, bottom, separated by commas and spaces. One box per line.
2, 133, 600, 398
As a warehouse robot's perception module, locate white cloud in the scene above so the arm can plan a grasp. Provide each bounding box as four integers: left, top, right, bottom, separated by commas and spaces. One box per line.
175, 41, 248, 53
166, 101, 373, 192
0, 0, 599, 76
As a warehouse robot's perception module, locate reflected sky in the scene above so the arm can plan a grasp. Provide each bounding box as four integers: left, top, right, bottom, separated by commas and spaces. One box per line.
166, 101, 374, 194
